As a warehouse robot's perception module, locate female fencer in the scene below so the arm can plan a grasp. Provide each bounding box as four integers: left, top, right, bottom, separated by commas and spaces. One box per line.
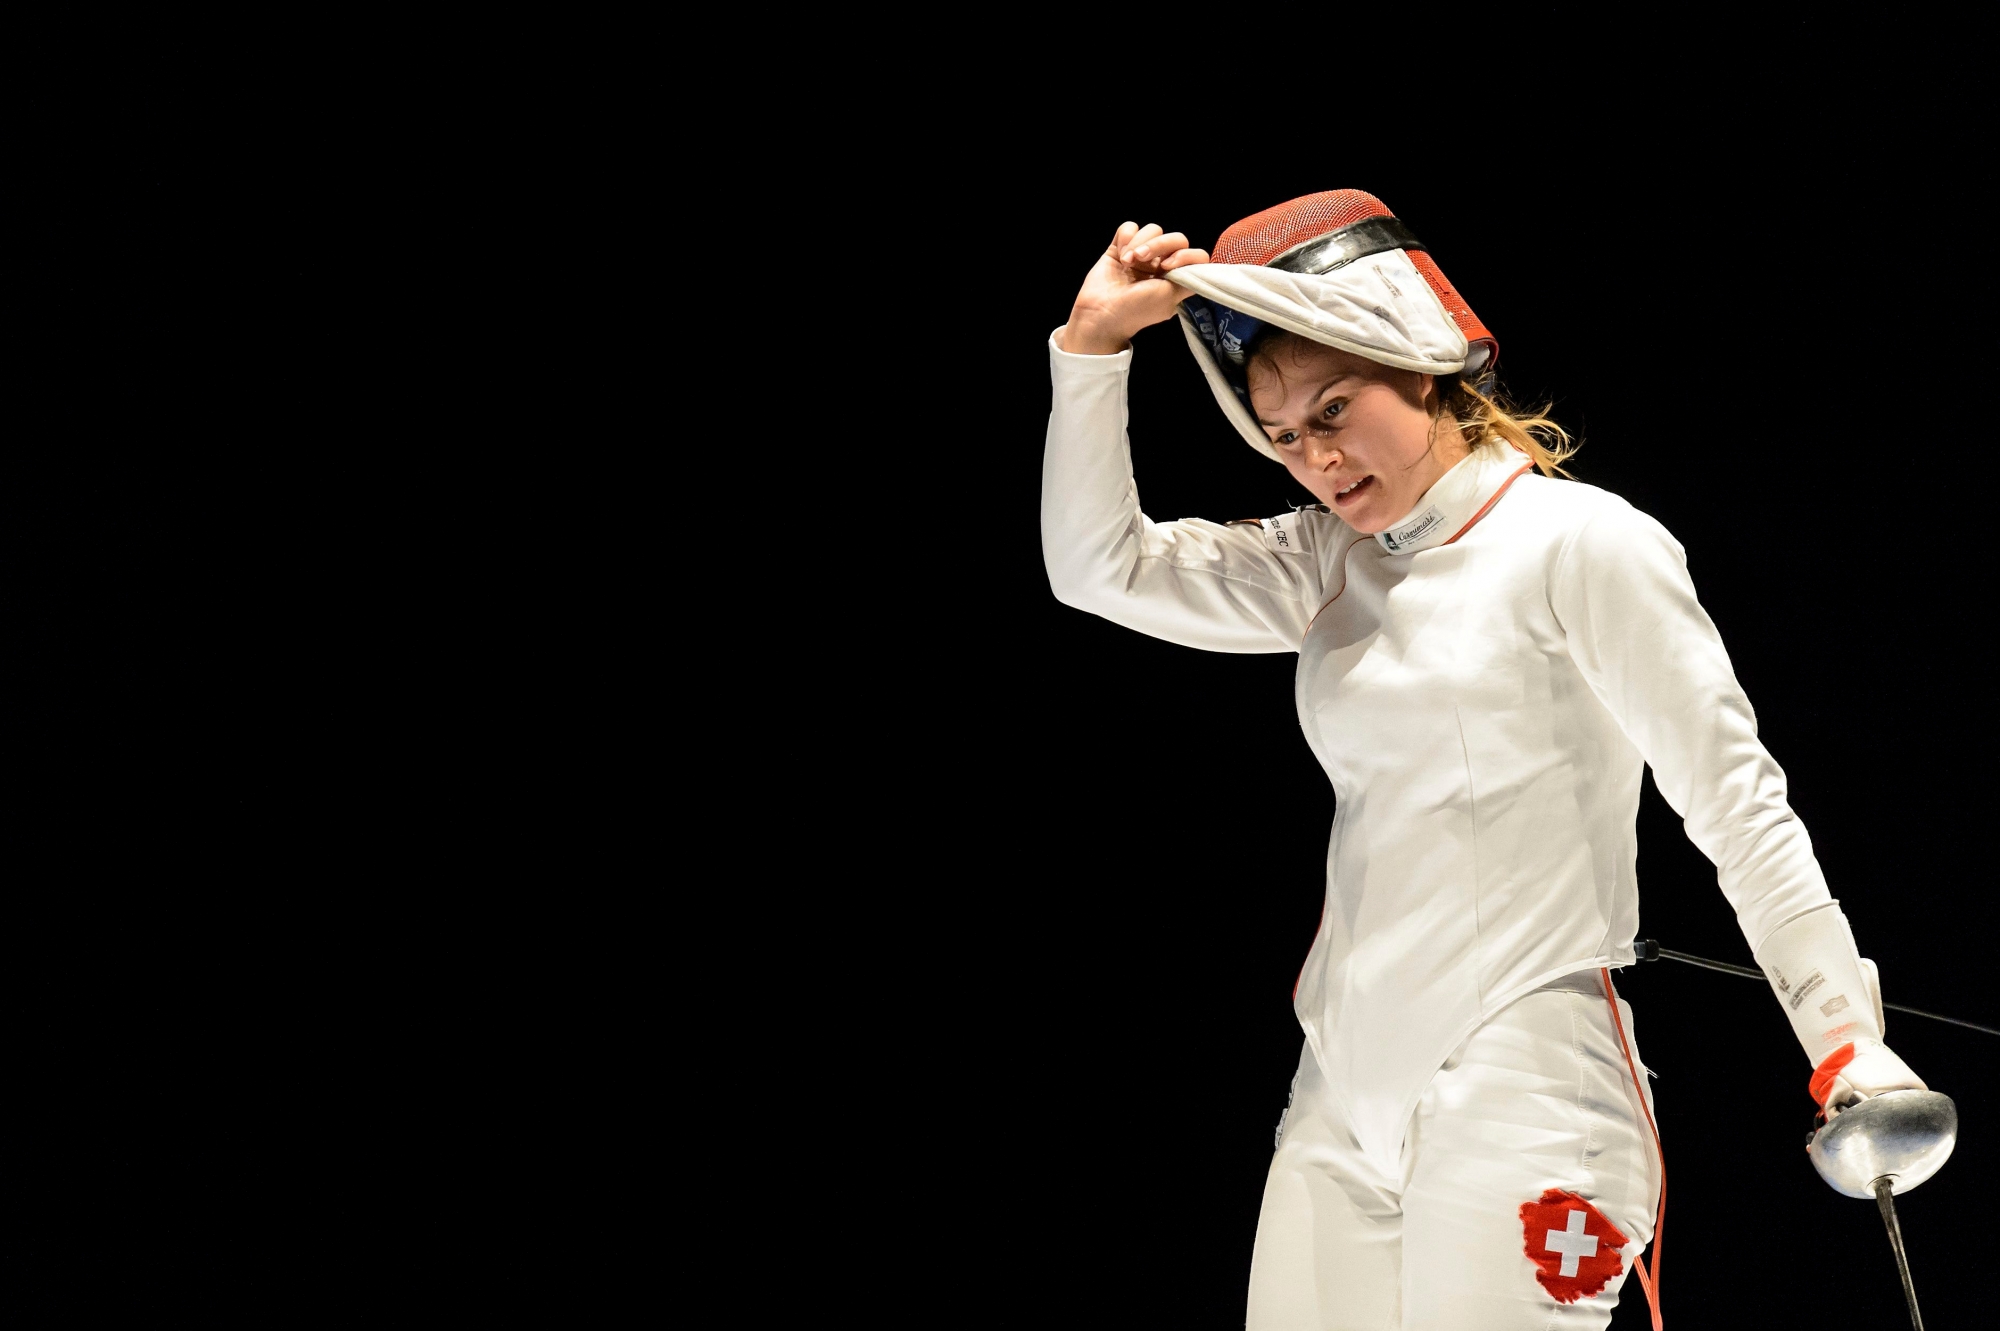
1040, 191, 1928, 1329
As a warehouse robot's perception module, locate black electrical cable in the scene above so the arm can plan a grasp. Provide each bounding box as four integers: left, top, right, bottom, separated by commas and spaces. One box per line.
1636, 940, 2000, 1037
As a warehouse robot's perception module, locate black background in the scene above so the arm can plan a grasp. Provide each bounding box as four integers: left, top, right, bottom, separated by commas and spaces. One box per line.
9, 46, 1997, 1328
7, 79, 652, 1322
911, 93, 2000, 1328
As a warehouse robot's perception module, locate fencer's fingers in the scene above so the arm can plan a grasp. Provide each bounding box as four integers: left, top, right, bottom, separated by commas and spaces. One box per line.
1158, 245, 1210, 271
1106, 221, 1140, 256
1128, 231, 1190, 265
1117, 223, 1165, 263
1122, 223, 1166, 259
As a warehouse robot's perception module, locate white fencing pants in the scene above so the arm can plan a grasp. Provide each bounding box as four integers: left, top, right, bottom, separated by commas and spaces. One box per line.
1248, 973, 1660, 1330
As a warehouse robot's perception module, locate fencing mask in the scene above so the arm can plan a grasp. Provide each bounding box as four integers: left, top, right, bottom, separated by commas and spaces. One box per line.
1165, 190, 1498, 462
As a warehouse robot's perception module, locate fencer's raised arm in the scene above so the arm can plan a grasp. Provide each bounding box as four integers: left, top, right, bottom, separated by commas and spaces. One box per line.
1042, 334, 1321, 653
1042, 222, 1322, 653
1551, 502, 1925, 1106
1059, 220, 1209, 359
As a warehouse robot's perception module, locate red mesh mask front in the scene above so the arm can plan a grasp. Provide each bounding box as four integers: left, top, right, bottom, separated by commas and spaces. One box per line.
1212, 190, 1496, 369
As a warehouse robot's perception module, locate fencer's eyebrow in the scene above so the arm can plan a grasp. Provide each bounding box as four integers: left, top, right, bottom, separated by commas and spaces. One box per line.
1257, 376, 1360, 428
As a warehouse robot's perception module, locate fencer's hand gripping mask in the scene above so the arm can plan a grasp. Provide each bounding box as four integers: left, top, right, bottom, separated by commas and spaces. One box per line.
1165, 190, 1498, 462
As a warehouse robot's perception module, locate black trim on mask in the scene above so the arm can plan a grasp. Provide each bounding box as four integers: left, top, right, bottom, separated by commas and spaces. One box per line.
1265, 217, 1426, 276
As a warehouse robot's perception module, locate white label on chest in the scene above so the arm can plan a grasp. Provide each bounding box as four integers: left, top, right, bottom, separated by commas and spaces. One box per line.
1379, 505, 1446, 554
1264, 513, 1309, 555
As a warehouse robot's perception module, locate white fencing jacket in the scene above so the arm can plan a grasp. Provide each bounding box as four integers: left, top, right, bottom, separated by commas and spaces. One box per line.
1043, 332, 1838, 1175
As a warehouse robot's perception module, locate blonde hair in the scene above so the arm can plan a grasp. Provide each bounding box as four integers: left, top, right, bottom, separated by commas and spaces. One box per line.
1435, 375, 1576, 478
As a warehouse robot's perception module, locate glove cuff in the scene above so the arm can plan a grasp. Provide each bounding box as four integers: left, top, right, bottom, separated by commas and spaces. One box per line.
1752, 902, 1881, 1065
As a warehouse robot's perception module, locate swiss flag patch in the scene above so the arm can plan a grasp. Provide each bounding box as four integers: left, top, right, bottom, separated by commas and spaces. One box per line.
1519, 1189, 1629, 1303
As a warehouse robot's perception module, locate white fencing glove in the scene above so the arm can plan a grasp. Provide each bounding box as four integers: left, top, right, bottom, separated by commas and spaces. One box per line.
1858, 956, 1886, 1031
1753, 903, 1926, 1115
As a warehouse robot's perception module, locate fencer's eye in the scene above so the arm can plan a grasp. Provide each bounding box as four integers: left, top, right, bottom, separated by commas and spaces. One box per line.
1323, 400, 1345, 420
1273, 431, 1300, 448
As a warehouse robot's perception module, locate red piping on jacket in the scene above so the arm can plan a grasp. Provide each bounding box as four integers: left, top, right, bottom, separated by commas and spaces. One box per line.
1303, 537, 1375, 636
1443, 460, 1534, 546
1301, 459, 1535, 638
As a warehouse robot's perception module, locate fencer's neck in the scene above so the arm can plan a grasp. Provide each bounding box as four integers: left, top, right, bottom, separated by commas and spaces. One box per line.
1373, 445, 1533, 556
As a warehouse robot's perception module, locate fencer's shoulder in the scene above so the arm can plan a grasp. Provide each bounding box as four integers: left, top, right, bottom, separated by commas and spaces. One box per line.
1511, 476, 1676, 537
1218, 503, 1345, 559
1510, 477, 1688, 565
1507, 473, 1625, 520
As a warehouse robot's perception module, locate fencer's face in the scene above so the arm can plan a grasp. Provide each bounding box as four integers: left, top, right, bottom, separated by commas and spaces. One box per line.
1247, 340, 1463, 534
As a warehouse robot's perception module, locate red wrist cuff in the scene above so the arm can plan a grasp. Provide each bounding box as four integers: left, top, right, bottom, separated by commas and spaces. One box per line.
1809, 1042, 1858, 1108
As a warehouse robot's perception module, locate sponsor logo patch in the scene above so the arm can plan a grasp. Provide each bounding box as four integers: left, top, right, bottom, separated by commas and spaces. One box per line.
1380, 505, 1444, 553
1264, 513, 1309, 555
1789, 969, 1826, 1010
1520, 1189, 1628, 1304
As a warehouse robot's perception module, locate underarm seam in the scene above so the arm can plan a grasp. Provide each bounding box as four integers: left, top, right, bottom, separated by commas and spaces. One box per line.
1129, 553, 1311, 603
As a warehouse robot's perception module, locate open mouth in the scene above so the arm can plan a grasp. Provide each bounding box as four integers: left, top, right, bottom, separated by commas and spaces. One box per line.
1332, 476, 1374, 508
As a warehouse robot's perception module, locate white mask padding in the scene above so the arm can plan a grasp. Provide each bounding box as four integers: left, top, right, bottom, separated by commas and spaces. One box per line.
1175, 311, 1282, 461
1167, 251, 1471, 377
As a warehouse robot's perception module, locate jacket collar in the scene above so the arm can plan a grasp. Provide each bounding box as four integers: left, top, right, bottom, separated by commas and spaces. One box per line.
1374, 445, 1534, 555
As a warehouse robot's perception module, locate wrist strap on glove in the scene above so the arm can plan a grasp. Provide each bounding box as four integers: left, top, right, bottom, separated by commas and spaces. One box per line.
1809, 1042, 1858, 1110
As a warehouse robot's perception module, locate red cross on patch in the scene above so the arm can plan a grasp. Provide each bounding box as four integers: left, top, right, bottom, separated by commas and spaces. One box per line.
1518, 1188, 1629, 1303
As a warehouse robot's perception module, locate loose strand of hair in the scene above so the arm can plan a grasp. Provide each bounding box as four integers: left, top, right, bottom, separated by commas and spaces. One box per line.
1453, 376, 1576, 478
